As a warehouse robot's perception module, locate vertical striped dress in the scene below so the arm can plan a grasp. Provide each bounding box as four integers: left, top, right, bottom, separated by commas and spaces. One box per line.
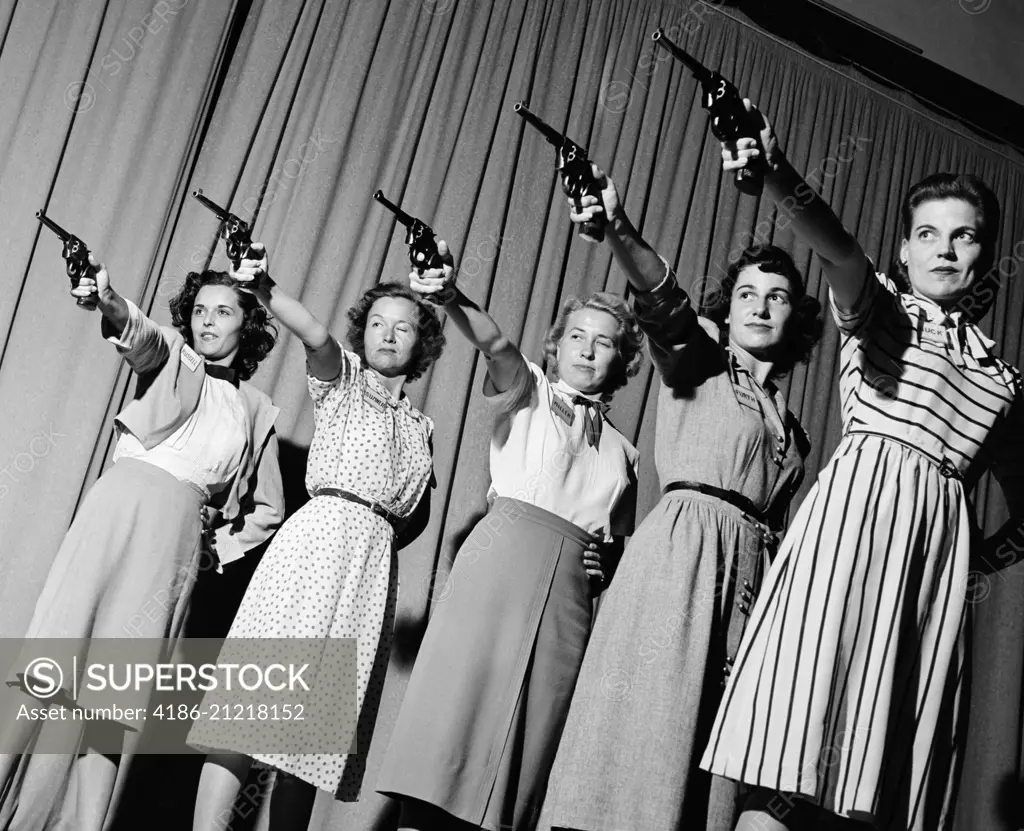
701, 269, 1023, 831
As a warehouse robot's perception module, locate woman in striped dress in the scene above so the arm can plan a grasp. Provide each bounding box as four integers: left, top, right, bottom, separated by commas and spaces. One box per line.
701, 102, 1024, 831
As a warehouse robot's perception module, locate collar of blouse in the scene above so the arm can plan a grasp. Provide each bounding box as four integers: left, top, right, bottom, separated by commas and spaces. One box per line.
552, 378, 611, 414
907, 290, 997, 368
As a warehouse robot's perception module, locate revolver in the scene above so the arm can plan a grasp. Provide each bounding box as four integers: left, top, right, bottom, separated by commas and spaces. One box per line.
652, 28, 764, 195
514, 101, 605, 243
35, 211, 95, 307
191, 189, 252, 269
373, 190, 449, 304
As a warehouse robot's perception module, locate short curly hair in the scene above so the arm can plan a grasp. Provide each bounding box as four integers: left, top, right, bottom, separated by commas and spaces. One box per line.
704, 244, 823, 380
168, 271, 278, 382
542, 292, 645, 396
346, 282, 446, 383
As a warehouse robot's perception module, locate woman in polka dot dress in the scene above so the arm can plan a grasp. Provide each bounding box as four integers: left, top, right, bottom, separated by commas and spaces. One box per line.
187, 243, 446, 831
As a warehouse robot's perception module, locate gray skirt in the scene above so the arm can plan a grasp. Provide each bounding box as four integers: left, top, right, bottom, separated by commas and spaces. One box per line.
7, 457, 205, 729
538, 489, 776, 831
377, 497, 596, 831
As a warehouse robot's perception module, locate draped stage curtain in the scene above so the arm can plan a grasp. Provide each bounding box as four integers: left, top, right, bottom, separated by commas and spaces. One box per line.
0, 1, 1022, 829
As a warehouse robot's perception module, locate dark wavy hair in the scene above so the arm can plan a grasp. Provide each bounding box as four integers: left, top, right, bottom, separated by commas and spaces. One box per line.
705, 244, 823, 379
346, 282, 446, 383
542, 292, 645, 396
168, 271, 277, 382
893, 173, 1001, 319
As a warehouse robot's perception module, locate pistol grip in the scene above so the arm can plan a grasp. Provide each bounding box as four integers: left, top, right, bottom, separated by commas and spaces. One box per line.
734, 166, 763, 196
578, 216, 606, 244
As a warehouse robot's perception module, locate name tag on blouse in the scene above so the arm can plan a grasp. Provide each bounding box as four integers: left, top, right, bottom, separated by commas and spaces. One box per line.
921, 322, 950, 349
181, 346, 202, 373
364, 387, 392, 413
550, 396, 576, 426
734, 387, 760, 413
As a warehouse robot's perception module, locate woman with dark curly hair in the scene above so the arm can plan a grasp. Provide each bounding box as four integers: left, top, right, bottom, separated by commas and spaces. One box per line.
0, 260, 283, 830
188, 244, 446, 831
377, 240, 644, 831
537, 163, 823, 831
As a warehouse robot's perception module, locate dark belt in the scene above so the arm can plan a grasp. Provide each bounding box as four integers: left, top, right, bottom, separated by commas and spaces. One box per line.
313, 488, 399, 526
663, 480, 768, 527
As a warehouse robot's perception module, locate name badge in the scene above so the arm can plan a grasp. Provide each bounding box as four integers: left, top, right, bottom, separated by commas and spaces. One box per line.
180, 345, 202, 373
550, 396, 575, 426
364, 387, 392, 413
734, 387, 760, 412
921, 322, 949, 349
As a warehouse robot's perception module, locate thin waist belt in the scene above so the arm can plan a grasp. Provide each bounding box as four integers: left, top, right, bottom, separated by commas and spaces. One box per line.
313, 488, 400, 526
847, 430, 963, 480
663, 481, 769, 528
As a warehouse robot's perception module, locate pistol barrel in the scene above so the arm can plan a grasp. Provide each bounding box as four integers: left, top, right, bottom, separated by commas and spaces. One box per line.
191, 188, 230, 221
373, 190, 415, 228
35, 210, 72, 240
651, 28, 708, 81
513, 101, 563, 148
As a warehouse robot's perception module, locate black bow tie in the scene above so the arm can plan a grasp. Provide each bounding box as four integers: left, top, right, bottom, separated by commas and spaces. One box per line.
571, 395, 607, 447
205, 363, 238, 386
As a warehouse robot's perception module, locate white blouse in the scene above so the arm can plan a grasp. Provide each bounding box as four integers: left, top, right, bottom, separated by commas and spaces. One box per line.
485, 356, 639, 541
109, 311, 248, 500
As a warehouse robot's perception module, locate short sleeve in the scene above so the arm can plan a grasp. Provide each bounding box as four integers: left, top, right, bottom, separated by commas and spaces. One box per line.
482, 352, 537, 414
829, 262, 900, 337
307, 346, 359, 409
609, 449, 639, 538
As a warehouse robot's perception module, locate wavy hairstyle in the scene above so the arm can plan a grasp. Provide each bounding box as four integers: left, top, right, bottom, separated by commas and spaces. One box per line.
542, 291, 645, 396
168, 271, 277, 382
704, 244, 823, 379
893, 172, 1001, 320
346, 282, 446, 383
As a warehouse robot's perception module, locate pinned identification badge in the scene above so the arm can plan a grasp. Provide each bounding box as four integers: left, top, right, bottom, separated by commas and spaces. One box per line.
550, 395, 576, 426
364, 386, 392, 413
734, 387, 760, 413
180, 345, 202, 373
921, 322, 950, 349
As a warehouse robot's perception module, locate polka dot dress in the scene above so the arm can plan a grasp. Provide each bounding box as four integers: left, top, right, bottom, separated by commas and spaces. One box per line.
187, 350, 433, 796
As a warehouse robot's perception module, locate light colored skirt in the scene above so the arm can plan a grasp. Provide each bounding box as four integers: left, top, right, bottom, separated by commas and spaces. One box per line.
539, 489, 775, 831
6, 457, 205, 730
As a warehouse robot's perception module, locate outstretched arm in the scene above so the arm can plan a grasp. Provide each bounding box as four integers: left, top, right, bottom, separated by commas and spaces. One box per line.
411, 240, 524, 394
74, 256, 172, 375
724, 100, 870, 311
72, 254, 131, 334
233, 243, 343, 381
568, 166, 666, 293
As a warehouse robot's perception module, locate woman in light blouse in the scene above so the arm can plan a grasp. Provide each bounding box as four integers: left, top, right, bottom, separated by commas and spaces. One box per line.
0, 258, 282, 831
